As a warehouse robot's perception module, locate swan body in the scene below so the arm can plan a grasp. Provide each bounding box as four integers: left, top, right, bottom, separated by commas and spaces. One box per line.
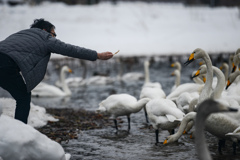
0, 114, 70, 160
195, 99, 238, 160
97, 94, 150, 132
86, 75, 114, 85
121, 72, 144, 82
146, 98, 185, 143
166, 83, 203, 102
32, 66, 72, 97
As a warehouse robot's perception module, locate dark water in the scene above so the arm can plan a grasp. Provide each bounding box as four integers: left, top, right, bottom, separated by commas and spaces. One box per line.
1, 54, 240, 160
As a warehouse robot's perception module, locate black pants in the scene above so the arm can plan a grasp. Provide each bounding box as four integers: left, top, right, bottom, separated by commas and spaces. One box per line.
0, 53, 31, 124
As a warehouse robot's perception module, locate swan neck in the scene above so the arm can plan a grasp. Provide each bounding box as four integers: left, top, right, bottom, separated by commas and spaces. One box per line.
211, 67, 225, 99
132, 99, 149, 113
175, 72, 181, 87
198, 56, 213, 103
144, 63, 150, 83
195, 114, 212, 160
60, 69, 71, 94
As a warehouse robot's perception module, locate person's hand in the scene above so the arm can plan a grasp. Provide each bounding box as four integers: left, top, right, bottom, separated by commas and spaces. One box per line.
97, 52, 113, 60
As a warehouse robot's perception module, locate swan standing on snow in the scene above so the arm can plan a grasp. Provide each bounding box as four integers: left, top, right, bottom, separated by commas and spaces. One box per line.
32, 66, 72, 97
96, 94, 150, 132
195, 99, 238, 160
146, 98, 185, 144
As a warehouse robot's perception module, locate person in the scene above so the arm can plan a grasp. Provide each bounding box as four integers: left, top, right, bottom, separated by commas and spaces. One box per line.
0, 18, 113, 124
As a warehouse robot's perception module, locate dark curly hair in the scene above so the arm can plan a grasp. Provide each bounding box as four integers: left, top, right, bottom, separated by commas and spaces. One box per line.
30, 18, 55, 33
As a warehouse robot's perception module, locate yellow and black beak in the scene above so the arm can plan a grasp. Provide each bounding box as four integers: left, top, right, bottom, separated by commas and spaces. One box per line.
184, 53, 195, 66
192, 69, 200, 78
231, 62, 236, 73
226, 79, 232, 89
68, 69, 73, 73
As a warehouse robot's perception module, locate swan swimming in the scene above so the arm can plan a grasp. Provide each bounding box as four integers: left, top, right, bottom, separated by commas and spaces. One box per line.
32, 66, 72, 97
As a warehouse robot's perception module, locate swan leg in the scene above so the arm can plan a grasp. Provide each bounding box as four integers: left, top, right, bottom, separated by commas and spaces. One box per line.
127, 115, 131, 132
155, 129, 159, 145
114, 119, 118, 133
143, 106, 149, 123
218, 139, 225, 155
233, 142, 237, 155
168, 129, 175, 135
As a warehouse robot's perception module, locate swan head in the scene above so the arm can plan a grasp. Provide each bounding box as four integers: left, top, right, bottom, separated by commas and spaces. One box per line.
163, 135, 178, 144
226, 70, 240, 89
196, 99, 238, 118
62, 66, 72, 73
144, 60, 149, 67
192, 65, 207, 78
171, 69, 180, 76
184, 48, 205, 66
171, 62, 181, 71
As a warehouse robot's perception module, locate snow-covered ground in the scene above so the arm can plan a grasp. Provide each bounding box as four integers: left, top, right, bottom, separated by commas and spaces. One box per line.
0, 1, 240, 58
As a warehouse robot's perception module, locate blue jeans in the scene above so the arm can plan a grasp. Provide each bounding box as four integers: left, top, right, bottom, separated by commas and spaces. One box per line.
0, 53, 31, 124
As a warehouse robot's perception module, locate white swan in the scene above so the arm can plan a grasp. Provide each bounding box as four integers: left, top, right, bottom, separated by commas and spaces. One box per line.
32, 66, 72, 97
163, 111, 196, 144
96, 94, 150, 132
121, 72, 144, 83
166, 82, 203, 102
219, 62, 229, 83
0, 97, 58, 128
0, 114, 71, 160
139, 60, 166, 123
184, 48, 213, 104
146, 98, 185, 144
86, 75, 114, 85
195, 99, 238, 160
171, 61, 182, 71
142, 60, 162, 88
232, 48, 240, 72
170, 69, 181, 92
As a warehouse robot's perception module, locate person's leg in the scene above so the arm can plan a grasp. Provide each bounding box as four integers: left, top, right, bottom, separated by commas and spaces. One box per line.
0, 71, 31, 124
0, 53, 31, 124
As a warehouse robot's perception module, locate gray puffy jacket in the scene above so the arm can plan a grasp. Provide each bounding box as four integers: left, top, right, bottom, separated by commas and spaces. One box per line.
0, 28, 98, 92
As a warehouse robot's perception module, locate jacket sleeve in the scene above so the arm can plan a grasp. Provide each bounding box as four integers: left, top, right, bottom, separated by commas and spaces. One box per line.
46, 36, 98, 61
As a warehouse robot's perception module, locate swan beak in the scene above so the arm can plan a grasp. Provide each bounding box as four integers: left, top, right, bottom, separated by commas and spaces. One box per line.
228, 107, 238, 112
184, 53, 195, 66
231, 63, 236, 73
171, 63, 175, 67
199, 61, 204, 66
226, 80, 231, 89
192, 70, 200, 78
183, 130, 187, 134
68, 69, 73, 73
190, 134, 193, 139
219, 66, 223, 70
202, 76, 206, 83
163, 139, 168, 144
